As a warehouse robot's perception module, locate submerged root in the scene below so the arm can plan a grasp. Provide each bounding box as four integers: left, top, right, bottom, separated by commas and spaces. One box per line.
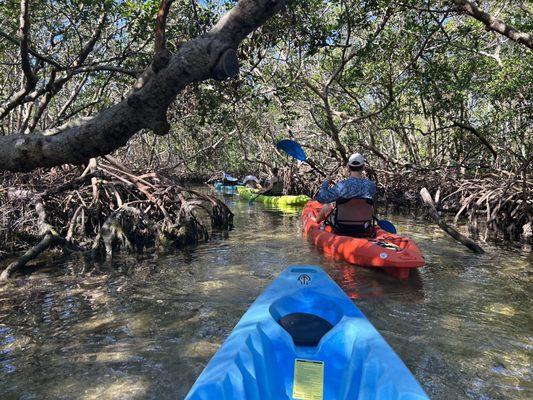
420, 187, 484, 253
0, 157, 233, 280
92, 207, 143, 258
0, 232, 57, 281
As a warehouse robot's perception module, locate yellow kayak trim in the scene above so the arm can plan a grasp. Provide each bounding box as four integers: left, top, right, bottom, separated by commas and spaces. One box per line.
236, 186, 310, 206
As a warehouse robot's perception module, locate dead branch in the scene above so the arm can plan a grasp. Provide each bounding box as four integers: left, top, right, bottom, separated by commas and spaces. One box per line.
420, 187, 484, 253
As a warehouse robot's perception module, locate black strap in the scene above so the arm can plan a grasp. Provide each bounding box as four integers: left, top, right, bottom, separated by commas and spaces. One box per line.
336, 197, 374, 205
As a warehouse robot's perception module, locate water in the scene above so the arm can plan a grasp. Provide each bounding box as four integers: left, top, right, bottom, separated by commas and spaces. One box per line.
0, 192, 531, 399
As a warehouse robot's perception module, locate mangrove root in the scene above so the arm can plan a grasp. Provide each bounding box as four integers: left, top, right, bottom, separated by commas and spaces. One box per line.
0, 231, 59, 281
0, 158, 233, 280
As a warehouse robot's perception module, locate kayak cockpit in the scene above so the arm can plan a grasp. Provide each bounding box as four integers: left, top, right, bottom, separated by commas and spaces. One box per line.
278, 312, 333, 347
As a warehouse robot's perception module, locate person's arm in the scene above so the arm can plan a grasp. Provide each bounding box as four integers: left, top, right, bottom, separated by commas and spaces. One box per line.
260, 177, 276, 193
315, 179, 341, 203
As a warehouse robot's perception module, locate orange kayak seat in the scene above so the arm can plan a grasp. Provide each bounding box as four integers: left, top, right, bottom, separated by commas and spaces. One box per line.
327, 198, 375, 238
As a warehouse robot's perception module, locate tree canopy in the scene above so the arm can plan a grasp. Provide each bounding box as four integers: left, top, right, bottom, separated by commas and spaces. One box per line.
0, 0, 530, 174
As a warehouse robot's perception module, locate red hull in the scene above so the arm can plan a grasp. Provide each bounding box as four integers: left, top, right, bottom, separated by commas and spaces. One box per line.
302, 201, 425, 279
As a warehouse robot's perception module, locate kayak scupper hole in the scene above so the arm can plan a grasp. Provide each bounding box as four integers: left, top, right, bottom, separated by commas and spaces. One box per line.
269, 295, 343, 347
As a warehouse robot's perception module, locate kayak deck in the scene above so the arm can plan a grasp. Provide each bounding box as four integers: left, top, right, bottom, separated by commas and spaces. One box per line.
185, 266, 429, 399
237, 186, 310, 206
302, 201, 425, 279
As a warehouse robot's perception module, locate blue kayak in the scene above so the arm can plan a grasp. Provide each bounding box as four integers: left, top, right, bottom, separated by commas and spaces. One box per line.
213, 182, 238, 194
185, 266, 429, 399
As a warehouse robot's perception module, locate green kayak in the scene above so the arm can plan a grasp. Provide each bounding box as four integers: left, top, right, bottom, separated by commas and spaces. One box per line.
237, 186, 310, 206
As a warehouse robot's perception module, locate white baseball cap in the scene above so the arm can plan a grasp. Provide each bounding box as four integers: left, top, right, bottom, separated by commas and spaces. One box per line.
348, 153, 365, 167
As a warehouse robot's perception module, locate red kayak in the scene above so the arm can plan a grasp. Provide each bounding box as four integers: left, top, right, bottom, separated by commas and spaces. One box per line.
302, 201, 425, 279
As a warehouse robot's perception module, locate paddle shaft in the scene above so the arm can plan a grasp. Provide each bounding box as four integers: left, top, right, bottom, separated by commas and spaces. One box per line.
249, 187, 275, 203
305, 159, 326, 177
311, 163, 343, 198
249, 192, 262, 203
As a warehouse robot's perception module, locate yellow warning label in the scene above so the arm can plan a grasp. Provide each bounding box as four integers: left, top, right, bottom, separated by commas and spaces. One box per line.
292, 359, 324, 400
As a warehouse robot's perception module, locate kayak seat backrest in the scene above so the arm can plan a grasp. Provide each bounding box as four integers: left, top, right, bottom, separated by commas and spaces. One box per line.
278, 312, 333, 347
333, 198, 374, 237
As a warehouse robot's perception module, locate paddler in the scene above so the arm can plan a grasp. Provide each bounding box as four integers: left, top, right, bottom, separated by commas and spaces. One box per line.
243, 175, 262, 189
258, 167, 284, 196
222, 172, 239, 186
312, 153, 377, 236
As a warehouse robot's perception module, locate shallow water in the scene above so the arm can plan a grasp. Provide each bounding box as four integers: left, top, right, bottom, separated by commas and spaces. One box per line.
0, 191, 531, 399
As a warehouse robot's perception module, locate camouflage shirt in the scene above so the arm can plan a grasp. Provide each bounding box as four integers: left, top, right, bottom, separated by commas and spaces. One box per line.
315, 177, 376, 204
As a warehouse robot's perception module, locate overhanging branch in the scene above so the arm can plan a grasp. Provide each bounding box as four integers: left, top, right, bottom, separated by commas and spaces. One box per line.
452, 120, 498, 159
0, 0, 288, 172
453, 0, 532, 50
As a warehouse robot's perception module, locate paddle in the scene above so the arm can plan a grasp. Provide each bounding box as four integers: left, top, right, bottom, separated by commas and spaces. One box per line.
248, 189, 265, 203
246, 177, 273, 204
276, 139, 398, 234
276, 139, 326, 177
248, 181, 278, 204
374, 217, 397, 234
250, 139, 321, 205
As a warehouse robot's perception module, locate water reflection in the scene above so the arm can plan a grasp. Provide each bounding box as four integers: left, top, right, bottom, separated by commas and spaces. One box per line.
0, 190, 531, 399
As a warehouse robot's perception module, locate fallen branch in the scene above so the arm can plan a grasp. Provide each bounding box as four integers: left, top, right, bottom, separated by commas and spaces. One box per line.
420, 187, 484, 253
